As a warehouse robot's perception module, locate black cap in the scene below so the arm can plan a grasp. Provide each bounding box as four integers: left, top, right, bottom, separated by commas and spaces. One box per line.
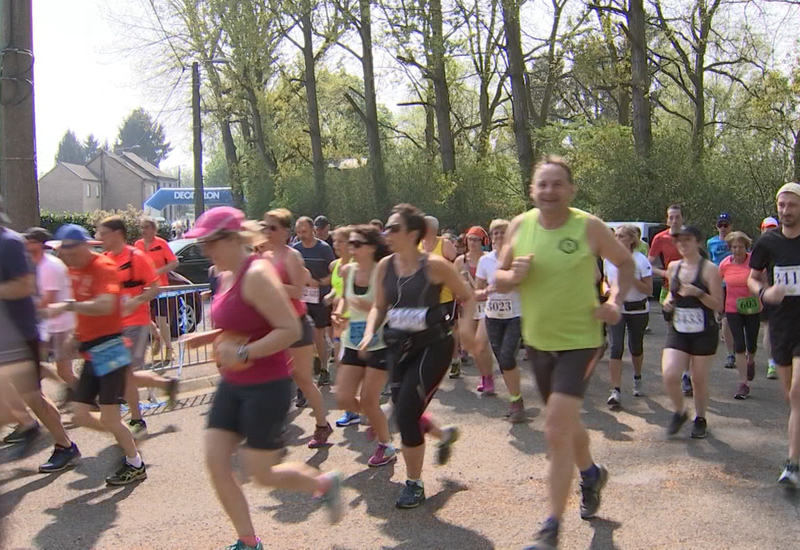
24, 227, 54, 245
672, 225, 703, 241
314, 215, 330, 229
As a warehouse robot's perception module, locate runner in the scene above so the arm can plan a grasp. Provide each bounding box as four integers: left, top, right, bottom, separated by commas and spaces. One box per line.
476, 219, 526, 422
370, 219, 384, 231
760, 216, 780, 379
335, 225, 396, 466
183, 207, 342, 550
47, 223, 146, 485
293, 216, 336, 386
494, 156, 634, 550
719, 231, 760, 399
135, 217, 179, 364
263, 209, 332, 448
97, 216, 179, 437
361, 203, 476, 508
314, 215, 334, 248
661, 225, 723, 440
708, 213, 737, 370
605, 225, 652, 407
748, 183, 800, 488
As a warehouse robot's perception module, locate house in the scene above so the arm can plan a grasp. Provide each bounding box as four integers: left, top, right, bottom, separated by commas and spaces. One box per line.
38, 151, 178, 214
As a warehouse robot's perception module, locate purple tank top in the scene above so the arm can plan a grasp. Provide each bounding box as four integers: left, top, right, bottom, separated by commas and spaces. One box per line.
211, 254, 291, 385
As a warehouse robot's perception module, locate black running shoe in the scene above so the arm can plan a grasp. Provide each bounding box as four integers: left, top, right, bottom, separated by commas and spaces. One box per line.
667, 411, 689, 436
524, 525, 559, 550
39, 443, 81, 473
317, 370, 331, 386
295, 389, 307, 408
580, 464, 609, 519
3, 422, 39, 444
395, 480, 426, 509
106, 460, 147, 486
690, 416, 707, 439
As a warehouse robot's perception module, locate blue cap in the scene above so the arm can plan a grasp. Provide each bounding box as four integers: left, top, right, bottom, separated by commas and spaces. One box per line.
55, 224, 91, 242
716, 213, 731, 226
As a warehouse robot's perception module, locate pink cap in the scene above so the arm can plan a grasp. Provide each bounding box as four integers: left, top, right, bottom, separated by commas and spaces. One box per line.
185, 206, 245, 239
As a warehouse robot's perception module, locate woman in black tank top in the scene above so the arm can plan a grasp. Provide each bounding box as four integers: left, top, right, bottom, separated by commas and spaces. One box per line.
661, 225, 724, 440
360, 203, 477, 509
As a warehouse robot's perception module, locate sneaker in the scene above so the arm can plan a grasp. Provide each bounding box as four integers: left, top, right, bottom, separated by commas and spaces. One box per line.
477, 376, 486, 392
295, 389, 307, 408
734, 383, 750, 400
106, 459, 147, 485
681, 373, 693, 396
691, 416, 708, 439
225, 541, 264, 550
483, 376, 495, 395
336, 411, 360, 427
778, 460, 800, 489
449, 361, 461, 379
579, 464, 609, 519
667, 410, 689, 436
724, 354, 736, 369
368, 444, 397, 467
524, 524, 559, 550
436, 425, 460, 466
39, 443, 81, 473
308, 423, 333, 448
644, 326, 652, 334
506, 399, 526, 423
166, 377, 179, 408
3, 422, 40, 445
319, 471, 343, 523
395, 480, 426, 508
317, 370, 331, 386
747, 360, 755, 382
127, 419, 148, 440
606, 389, 621, 407
767, 364, 778, 380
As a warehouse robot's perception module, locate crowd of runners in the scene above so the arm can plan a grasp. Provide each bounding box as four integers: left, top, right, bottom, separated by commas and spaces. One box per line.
2, 156, 800, 550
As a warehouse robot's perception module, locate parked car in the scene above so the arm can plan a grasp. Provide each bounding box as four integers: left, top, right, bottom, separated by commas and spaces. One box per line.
606, 221, 668, 298
168, 238, 211, 284
161, 270, 205, 338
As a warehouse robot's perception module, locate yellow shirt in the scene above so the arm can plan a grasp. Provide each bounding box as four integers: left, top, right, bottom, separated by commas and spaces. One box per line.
419, 237, 455, 303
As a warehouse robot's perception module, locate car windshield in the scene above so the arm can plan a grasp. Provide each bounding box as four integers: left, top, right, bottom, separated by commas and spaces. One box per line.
168, 238, 196, 254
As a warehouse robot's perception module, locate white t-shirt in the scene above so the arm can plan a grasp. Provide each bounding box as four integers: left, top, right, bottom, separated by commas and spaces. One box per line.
476, 250, 522, 319
37, 253, 75, 335
604, 251, 652, 315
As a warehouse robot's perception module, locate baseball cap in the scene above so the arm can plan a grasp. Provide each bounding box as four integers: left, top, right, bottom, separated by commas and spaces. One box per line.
673, 225, 703, 241
314, 215, 330, 229
761, 217, 779, 230
55, 224, 91, 244
24, 227, 54, 247
777, 182, 800, 199
716, 213, 732, 226
185, 206, 245, 240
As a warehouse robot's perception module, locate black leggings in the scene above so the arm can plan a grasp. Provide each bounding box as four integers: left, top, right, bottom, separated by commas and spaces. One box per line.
389, 335, 455, 447
608, 314, 649, 360
485, 317, 522, 371
725, 312, 760, 354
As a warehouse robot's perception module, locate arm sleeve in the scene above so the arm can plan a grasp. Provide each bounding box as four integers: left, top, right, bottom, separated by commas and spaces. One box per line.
135, 252, 159, 285
162, 240, 177, 263
749, 236, 769, 270
325, 243, 336, 263
637, 254, 653, 277
39, 261, 60, 291
0, 237, 33, 280
649, 235, 663, 259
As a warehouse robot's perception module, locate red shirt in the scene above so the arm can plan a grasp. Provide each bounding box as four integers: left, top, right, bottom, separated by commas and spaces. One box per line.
649, 229, 681, 289
105, 245, 159, 327
70, 253, 123, 343
135, 236, 177, 286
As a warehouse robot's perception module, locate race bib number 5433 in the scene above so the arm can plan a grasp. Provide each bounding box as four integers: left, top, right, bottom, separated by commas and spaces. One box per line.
673, 307, 704, 334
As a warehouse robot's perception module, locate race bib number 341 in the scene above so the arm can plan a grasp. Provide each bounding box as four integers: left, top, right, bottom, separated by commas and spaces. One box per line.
773, 266, 800, 296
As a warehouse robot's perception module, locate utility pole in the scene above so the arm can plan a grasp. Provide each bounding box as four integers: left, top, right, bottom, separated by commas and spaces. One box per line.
0, 0, 39, 230
192, 61, 204, 217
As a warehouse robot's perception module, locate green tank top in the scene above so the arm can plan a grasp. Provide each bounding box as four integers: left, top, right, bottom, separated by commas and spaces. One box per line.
513, 207, 603, 351
331, 259, 344, 297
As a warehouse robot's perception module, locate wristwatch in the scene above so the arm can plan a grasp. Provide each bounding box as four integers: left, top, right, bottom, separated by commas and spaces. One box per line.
236, 345, 250, 364
64, 299, 76, 312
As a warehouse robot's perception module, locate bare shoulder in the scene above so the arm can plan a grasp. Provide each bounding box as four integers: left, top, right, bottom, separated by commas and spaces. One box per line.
246, 258, 280, 286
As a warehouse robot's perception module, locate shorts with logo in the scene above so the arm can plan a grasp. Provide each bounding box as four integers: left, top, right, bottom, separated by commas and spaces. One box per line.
72, 335, 129, 406
341, 347, 388, 370
526, 346, 602, 402
122, 325, 150, 370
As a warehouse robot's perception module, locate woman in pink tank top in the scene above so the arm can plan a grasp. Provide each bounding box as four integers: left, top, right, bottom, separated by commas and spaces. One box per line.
184, 207, 342, 550
262, 208, 332, 448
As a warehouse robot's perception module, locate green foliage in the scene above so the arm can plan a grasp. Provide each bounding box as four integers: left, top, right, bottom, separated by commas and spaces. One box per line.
55, 130, 86, 165
40, 207, 170, 244
115, 108, 172, 167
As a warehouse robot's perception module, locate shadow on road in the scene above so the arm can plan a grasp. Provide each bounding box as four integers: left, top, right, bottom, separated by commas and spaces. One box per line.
588, 518, 622, 550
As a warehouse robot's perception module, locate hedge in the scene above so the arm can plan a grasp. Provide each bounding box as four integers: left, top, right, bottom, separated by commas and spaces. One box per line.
40, 207, 171, 244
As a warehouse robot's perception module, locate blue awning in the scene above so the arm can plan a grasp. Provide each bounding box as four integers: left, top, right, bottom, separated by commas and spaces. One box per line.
144, 188, 234, 210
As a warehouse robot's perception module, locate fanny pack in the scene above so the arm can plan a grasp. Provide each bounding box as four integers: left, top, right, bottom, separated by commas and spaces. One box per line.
624, 299, 648, 312
384, 325, 451, 370
80, 335, 130, 377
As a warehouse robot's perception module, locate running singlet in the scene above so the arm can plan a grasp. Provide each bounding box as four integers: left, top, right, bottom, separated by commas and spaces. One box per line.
211, 255, 291, 385
513, 208, 603, 351
750, 230, 800, 336
343, 266, 385, 350
669, 260, 716, 334
331, 259, 344, 297
419, 237, 454, 303
269, 252, 307, 317
383, 255, 445, 332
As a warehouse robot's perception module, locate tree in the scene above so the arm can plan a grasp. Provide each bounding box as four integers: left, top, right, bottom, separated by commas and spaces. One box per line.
83, 134, 102, 162
115, 107, 172, 166
55, 130, 85, 164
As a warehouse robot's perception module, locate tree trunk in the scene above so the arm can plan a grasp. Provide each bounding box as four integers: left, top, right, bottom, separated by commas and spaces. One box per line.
301, 5, 327, 213
430, 0, 456, 174
243, 84, 279, 175
628, 0, 652, 157
501, 0, 534, 200
477, 78, 491, 158
793, 129, 800, 183
691, 1, 709, 166
220, 119, 245, 209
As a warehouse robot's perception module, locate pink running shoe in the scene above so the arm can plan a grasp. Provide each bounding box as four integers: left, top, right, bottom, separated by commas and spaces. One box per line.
483, 376, 495, 395
368, 444, 397, 467
308, 423, 333, 448
477, 376, 486, 392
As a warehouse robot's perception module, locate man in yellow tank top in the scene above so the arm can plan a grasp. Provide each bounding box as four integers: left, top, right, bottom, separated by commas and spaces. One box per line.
495, 156, 634, 550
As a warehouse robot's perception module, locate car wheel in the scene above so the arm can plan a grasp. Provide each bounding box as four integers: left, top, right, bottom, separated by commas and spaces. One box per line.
178, 297, 197, 334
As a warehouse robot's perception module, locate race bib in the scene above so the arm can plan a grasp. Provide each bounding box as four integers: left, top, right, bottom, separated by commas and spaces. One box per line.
673, 307, 704, 334
486, 298, 514, 319
474, 301, 486, 320
348, 321, 379, 348
301, 286, 320, 304
736, 296, 760, 316
773, 266, 800, 296
387, 307, 428, 332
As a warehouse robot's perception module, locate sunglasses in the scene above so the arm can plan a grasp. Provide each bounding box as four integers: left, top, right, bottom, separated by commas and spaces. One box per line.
264, 224, 282, 232
385, 223, 403, 234
717, 223, 730, 228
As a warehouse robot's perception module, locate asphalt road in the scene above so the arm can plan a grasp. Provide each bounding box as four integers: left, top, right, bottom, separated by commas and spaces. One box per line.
2, 306, 800, 550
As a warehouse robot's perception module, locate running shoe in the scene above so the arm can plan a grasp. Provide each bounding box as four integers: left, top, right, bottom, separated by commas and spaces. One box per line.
295, 389, 307, 408
319, 471, 343, 523
318, 370, 331, 386
3, 422, 40, 445
767, 364, 778, 380
39, 443, 81, 473
734, 383, 750, 400
166, 377, 179, 408
524, 524, 559, 550
308, 423, 333, 448
106, 459, 147, 485
506, 399, 526, 423
476, 376, 486, 392
644, 326, 652, 334
225, 541, 263, 550
681, 373, 693, 396
436, 425, 460, 466
667, 410, 689, 436
606, 389, 621, 407
395, 480, 426, 509
579, 464, 609, 519
633, 377, 643, 397
483, 376, 495, 395
368, 444, 397, 467
724, 354, 736, 369
336, 411, 360, 427
690, 416, 708, 439
128, 419, 148, 440
778, 460, 800, 489
449, 360, 461, 379
747, 359, 755, 382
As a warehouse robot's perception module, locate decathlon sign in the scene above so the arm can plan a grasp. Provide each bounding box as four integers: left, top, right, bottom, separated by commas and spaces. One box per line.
144, 188, 234, 210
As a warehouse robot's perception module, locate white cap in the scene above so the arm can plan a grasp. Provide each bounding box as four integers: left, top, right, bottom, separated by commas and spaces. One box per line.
777, 182, 800, 199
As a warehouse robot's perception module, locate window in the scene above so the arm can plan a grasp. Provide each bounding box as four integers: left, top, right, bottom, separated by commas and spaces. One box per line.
181, 244, 203, 261
86, 184, 91, 197
96, 184, 100, 197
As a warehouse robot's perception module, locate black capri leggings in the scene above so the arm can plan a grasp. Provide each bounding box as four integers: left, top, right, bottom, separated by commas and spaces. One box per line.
485, 317, 521, 371
608, 313, 649, 360
389, 335, 455, 447
725, 312, 760, 354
